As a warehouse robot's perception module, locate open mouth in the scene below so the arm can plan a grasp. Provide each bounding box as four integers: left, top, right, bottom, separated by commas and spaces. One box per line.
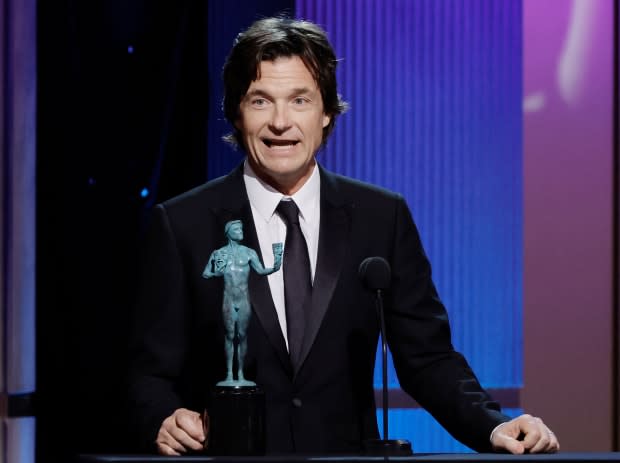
262, 138, 300, 148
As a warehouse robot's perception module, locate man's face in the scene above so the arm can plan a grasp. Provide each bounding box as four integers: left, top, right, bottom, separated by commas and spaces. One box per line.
227, 222, 243, 241
236, 56, 331, 195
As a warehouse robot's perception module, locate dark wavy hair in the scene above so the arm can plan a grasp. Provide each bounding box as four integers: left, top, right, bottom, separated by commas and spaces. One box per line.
222, 17, 348, 148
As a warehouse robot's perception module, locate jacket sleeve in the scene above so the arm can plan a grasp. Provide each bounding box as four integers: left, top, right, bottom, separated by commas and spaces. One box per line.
127, 204, 189, 451
385, 196, 509, 452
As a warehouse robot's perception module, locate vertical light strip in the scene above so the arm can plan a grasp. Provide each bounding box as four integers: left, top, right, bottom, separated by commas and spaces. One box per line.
2, 0, 37, 459
6, 419, 35, 463
0, 0, 6, 422
616, 0, 620, 450
6, 0, 37, 399
297, 0, 522, 451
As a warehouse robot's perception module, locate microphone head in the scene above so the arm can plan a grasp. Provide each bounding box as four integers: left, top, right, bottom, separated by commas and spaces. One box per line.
359, 257, 391, 291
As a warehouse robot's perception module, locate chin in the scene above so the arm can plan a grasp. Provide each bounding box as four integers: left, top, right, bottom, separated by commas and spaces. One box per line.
260, 159, 301, 176
273, 164, 310, 179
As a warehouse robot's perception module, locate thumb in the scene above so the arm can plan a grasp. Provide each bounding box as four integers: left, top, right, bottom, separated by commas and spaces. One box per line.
176, 409, 206, 442
492, 423, 525, 455
202, 411, 210, 441
497, 435, 525, 455
193, 412, 206, 442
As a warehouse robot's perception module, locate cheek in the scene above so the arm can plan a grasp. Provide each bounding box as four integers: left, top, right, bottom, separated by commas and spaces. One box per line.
237, 114, 258, 135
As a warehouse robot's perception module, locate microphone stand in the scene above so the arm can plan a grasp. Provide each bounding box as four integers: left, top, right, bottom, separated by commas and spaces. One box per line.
378, 289, 389, 442
362, 288, 413, 456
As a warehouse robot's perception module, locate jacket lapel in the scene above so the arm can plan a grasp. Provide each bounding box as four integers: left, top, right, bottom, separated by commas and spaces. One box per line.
294, 168, 352, 377
211, 165, 291, 374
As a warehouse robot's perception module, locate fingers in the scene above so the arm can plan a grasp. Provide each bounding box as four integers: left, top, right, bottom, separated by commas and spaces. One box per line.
491, 422, 525, 454
156, 429, 184, 456
156, 408, 206, 456
523, 417, 559, 453
498, 435, 525, 454
519, 415, 543, 451
548, 430, 560, 452
492, 414, 560, 455
167, 421, 204, 451
175, 408, 206, 444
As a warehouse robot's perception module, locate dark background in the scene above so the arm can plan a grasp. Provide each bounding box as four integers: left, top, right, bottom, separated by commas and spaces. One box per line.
36, 0, 291, 460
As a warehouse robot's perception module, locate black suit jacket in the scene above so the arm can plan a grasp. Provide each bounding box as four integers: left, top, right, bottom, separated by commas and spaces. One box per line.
128, 163, 508, 454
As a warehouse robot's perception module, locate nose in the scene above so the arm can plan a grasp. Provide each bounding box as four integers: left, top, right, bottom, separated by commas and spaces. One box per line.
269, 103, 292, 133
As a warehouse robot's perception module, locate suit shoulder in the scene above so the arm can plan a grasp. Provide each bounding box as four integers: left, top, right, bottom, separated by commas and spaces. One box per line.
142, 172, 240, 235
324, 170, 404, 204
161, 174, 229, 211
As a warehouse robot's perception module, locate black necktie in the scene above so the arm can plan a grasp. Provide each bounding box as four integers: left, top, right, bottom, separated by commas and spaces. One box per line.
276, 200, 312, 368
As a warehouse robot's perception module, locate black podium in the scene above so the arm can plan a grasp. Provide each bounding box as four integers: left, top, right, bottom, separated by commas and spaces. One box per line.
79, 452, 620, 463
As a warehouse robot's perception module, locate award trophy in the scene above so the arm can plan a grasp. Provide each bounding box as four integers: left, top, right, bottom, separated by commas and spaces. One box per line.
202, 220, 282, 455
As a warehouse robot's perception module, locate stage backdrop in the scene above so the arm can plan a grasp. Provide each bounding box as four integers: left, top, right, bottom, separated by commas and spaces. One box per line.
207, 0, 523, 452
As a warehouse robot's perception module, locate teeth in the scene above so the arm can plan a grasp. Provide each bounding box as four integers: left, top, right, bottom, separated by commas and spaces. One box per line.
263, 139, 297, 147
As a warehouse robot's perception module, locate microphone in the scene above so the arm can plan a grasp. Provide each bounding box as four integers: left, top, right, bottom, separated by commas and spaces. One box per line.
359, 257, 413, 456
359, 256, 391, 291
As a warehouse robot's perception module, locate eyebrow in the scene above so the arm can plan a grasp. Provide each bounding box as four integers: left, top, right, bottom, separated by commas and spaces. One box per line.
244, 87, 315, 98
289, 87, 314, 95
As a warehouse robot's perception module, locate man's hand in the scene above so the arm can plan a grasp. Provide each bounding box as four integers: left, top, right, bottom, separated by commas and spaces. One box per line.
156, 408, 206, 456
491, 414, 560, 454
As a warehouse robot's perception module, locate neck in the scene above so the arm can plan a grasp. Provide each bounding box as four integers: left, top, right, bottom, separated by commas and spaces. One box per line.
248, 159, 315, 196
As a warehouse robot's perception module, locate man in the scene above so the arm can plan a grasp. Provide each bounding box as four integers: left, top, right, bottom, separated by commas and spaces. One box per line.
129, 17, 559, 456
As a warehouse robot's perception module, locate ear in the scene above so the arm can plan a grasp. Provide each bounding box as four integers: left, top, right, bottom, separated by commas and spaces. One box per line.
322, 113, 331, 128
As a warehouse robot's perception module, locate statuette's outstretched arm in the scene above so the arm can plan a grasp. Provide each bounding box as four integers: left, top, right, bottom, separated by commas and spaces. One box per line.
250, 243, 283, 276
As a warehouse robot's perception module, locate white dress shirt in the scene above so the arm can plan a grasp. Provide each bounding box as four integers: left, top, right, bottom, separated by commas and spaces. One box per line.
243, 161, 321, 351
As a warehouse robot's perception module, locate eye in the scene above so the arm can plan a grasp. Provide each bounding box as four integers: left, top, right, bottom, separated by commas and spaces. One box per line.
293, 97, 308, 105
251, 98, 268, 107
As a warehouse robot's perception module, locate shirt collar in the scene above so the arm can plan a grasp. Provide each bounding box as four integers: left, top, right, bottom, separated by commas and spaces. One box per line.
243, 160, 320, 224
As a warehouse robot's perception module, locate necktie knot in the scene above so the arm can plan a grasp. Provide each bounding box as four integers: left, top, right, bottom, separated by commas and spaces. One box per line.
276, 200, 301, 225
